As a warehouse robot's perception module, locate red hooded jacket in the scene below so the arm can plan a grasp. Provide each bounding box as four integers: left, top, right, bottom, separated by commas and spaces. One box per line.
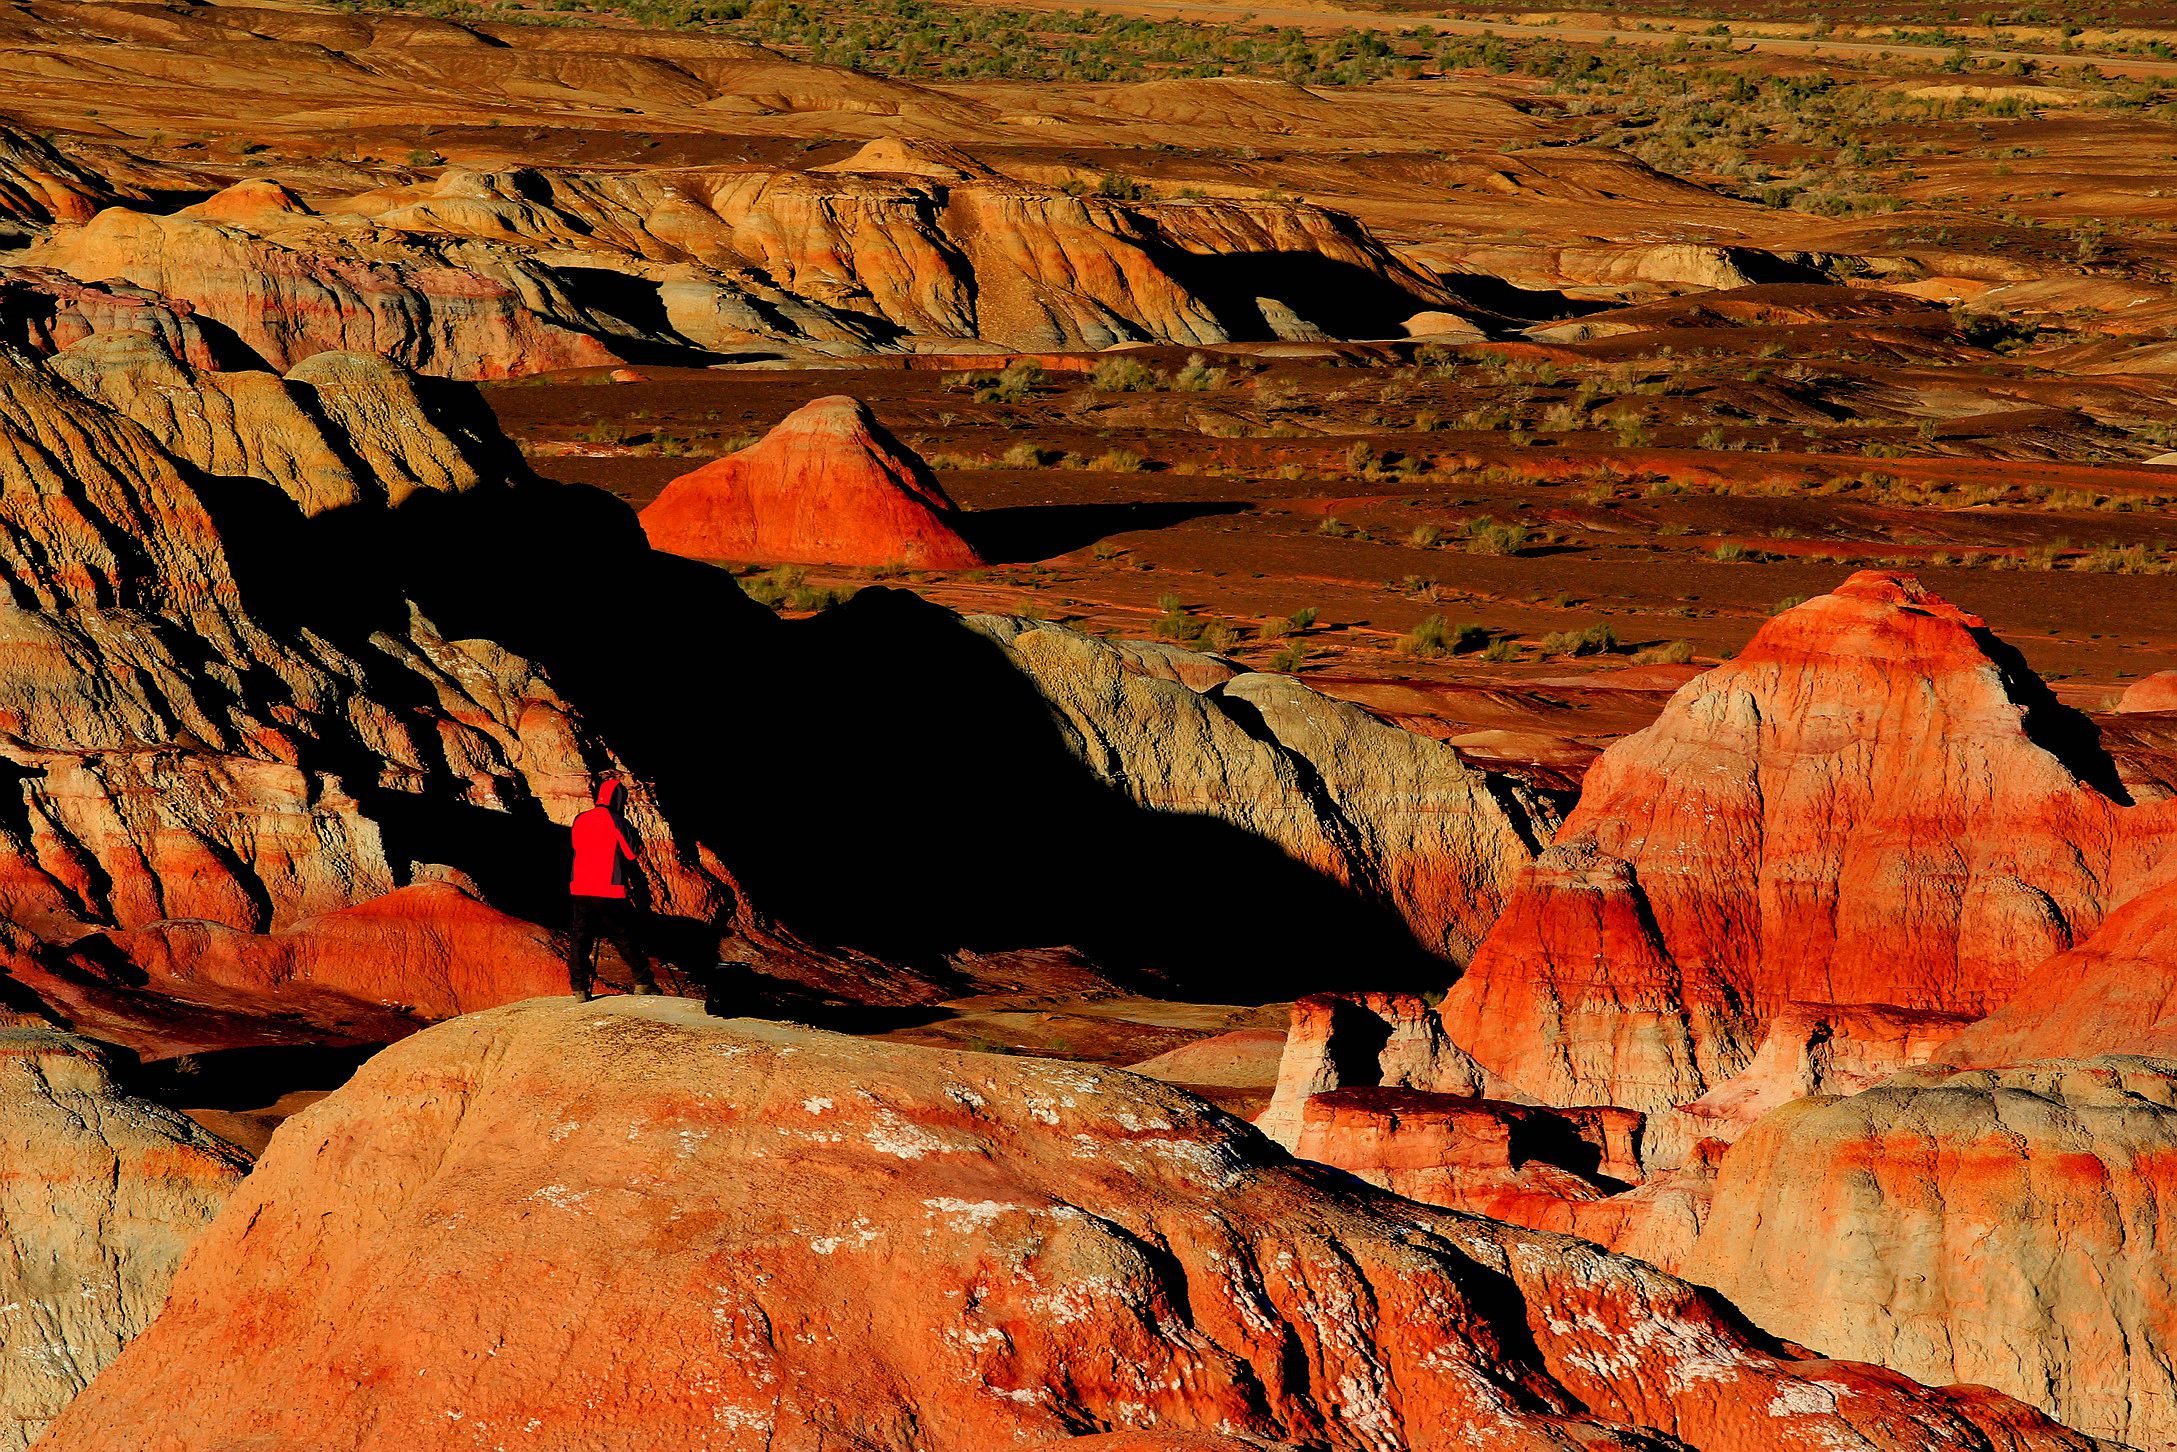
570, 779, 637, 899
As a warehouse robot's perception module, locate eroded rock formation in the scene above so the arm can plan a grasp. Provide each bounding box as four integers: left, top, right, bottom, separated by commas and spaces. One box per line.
641, 395, 985, 568
1941, 873, 2177, 1066
42, 997, 2115, 1451
3, 132, 1470, 376
0, 329, 736, 1046
1292, 1086, 1641, 1225
1436, 571, 2169, 1116
26, 197, 621, 378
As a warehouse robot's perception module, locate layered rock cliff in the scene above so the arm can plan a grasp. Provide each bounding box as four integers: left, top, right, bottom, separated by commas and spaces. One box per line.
13, 149, 1467, 375
1436, 572, 2170, 1115
0, 330, 734, 1045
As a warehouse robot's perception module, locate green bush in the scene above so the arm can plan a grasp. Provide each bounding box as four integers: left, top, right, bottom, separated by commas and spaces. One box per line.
1632, 638, 1696, 665
1399, 614, 1486, 658
1091, 356, 1161, 392
1465, 518, 1528, 556
1539, 623, 1619, 658
975, 360, 1042, 404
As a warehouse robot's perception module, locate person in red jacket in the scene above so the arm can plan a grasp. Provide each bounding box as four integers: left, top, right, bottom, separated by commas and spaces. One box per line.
567, 778, 659, 1001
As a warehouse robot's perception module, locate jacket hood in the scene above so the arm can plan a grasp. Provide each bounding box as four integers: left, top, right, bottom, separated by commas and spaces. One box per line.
595, 779, 623, 808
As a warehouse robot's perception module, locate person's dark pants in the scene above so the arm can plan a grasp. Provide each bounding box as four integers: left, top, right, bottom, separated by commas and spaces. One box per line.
566, 896, 659, 1000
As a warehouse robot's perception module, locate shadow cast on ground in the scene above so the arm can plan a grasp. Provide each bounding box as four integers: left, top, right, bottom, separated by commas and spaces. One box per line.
200, 459, 1445, 1004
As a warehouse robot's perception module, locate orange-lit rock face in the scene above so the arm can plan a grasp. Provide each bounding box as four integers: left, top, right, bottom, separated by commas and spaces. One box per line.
1438, 572, 2170, 1114
26, 202, 619, 379
1256, 992, 1495, 1149
2118, 672, 2177, 714
642, 395, 985, 568
1942, 873, 2177, 1066
1684, 1058, 2177, 1450
43, 1000, 2111, 1452
14, 881, 572, 1057
1292, 1085, 1641, 1222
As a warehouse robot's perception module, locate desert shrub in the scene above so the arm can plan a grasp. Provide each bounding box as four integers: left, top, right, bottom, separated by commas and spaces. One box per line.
1095, 171, 1153, 201
975, 360, 1042, 404
1539, 623, 1618, 657
1171, 354, 1224, 391
1480, 638, 1521, 663
783, 579, 853, 611
1769, 594, 1809, 615
1269, 642, 1310, 672
1400, 614, 1486, 658
1199, 618, 1243, 652
740, 566, 803, 607
1712, 542, 1747, 562
1633, 638, 1697, 665
2075, 542, 2175, 574
1408, 523, 1443, 548
1956, 310, 2040, 353
1003, 442, 1054, 467
1091, 447, 1148, 472
1465, 518, 1528, 556
1091, 356, 1161, 392
1152, 592, 1198, 640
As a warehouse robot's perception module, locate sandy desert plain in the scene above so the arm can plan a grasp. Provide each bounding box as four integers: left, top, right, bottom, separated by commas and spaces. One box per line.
10, 0, 2177, 1445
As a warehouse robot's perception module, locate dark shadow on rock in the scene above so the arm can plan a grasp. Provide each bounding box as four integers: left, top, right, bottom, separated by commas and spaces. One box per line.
965, 499, 1249, 563
1429, 272, 1606, 325
1978, 625, 2133, 806
1160, 249, 1437, 342
552, 266, 735, 368
129, 1042, 380, 1111
197, 451, 1449, 1003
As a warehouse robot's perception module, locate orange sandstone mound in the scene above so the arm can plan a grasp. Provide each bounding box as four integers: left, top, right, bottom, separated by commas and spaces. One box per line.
2119, 671, 2177, 714
1436, 571, 2174, 1117
42, 998, 2111, 1452
641, 395, 984, 568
